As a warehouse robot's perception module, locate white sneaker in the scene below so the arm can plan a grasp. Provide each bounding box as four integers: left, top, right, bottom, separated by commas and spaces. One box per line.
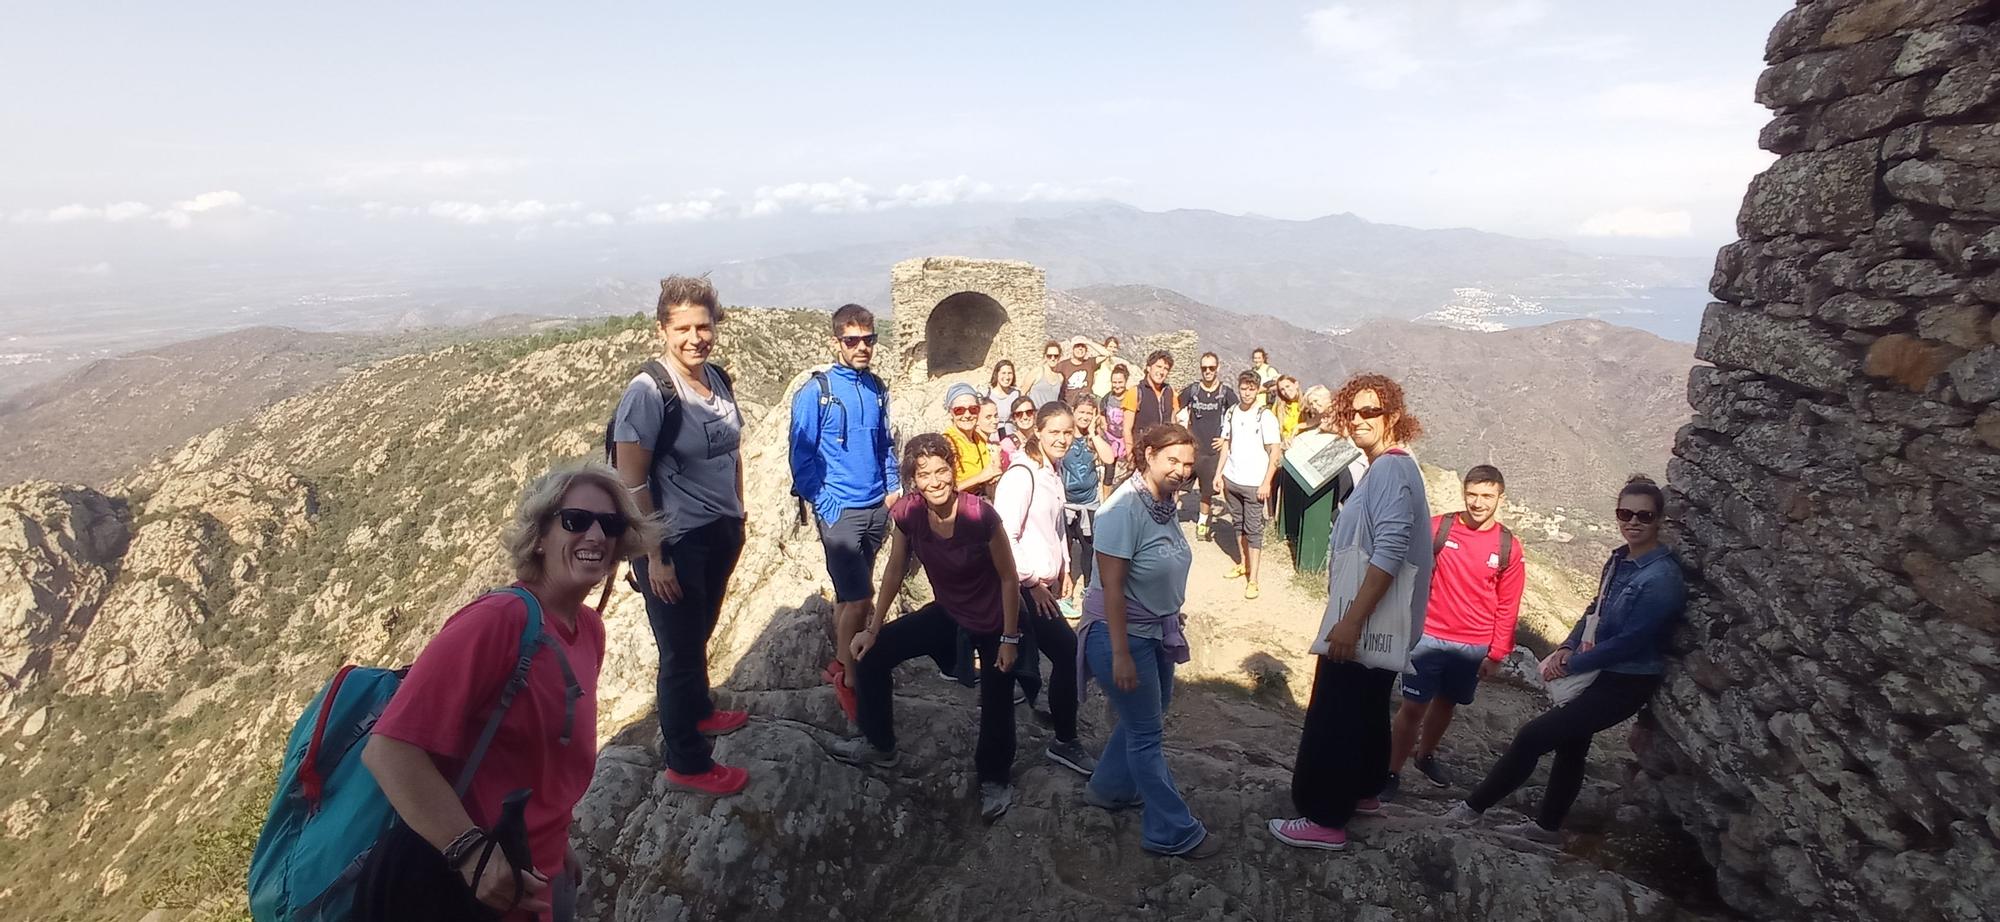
1443, 803, 1485, 827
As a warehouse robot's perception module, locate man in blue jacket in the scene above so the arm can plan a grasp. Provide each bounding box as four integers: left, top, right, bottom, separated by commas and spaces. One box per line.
789, 303, 899, 721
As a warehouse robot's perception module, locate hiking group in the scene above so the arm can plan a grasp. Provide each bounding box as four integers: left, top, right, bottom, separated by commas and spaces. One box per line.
252, 276, 1687, 920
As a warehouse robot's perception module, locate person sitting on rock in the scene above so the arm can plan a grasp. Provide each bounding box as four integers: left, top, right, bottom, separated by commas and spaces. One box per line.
1379, 465, 1525, 804
1272, 372, 1431, 853
357, 462, 657, 921
943, 383, 1001, 497
1077, 423, 1221, 859
991, 401, 1098, 785
611, 275, 752, 797
787, 304, 898, 724
1446, 474, 1685, 844
834, 434, 1048, 821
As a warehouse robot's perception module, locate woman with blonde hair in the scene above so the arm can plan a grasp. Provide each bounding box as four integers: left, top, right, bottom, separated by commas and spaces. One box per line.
359, 462, 658, 921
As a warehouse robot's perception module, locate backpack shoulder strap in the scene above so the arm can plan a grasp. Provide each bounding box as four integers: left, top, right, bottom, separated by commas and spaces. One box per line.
1497, 525, 1515, 575
452, 587, 580, 797
640, 359, 680, 458
1432, 514, 1454, 557
999, 462, 1036, 542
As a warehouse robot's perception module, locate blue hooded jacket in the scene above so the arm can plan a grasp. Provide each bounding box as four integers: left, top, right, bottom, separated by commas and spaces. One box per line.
788, 364, 897, 525
1565, 545, 1686, 675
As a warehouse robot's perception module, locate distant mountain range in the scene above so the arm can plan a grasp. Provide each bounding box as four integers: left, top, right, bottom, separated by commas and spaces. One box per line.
702, 202, 1709, 334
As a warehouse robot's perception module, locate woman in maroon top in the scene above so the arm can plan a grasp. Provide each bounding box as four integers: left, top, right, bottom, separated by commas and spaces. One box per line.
832, 433, 1028, 820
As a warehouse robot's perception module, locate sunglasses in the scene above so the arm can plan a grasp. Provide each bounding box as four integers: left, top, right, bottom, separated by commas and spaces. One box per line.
555, 508, 629, 537
840, 333, 878, 348
950, 406, 980, 418
1046, 353, 1061, 360
1013, 409, 1036, 417
1615, 508, 1658, 525
1200, 365, 1218, 372
1349, 406, 1389, 420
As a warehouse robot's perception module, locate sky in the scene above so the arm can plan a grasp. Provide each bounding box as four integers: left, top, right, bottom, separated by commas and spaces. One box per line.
0, 0, 1788, 289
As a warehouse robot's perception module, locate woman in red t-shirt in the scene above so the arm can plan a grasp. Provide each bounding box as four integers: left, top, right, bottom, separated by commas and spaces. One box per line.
356, 462, 658, 921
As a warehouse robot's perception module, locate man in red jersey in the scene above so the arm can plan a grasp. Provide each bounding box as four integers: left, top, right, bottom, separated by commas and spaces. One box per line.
1380, 465, 1524, 801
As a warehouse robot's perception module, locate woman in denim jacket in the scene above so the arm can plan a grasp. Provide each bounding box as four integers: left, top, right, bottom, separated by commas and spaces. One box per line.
1447, 474, 1685, 844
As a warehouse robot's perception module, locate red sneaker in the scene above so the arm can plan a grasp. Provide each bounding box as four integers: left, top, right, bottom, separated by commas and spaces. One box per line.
697, 709, 748, 736
833, 678, 858, 722
664, 763, 748, 796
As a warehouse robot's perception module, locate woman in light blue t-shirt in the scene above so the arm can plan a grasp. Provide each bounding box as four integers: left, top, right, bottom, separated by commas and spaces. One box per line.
1075, 423, 1220, 860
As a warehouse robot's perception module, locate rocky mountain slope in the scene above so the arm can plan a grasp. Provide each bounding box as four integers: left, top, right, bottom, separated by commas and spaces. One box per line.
1052, 284, 1696, 561
0, 308, 1680, 921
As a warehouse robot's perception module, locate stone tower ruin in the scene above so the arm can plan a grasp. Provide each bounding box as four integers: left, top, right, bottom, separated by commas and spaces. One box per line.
1656, 3, 2000, 920
888, 257, 1049, 387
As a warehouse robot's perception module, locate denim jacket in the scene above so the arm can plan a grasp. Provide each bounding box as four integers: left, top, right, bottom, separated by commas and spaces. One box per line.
1563, 545, 1686, 675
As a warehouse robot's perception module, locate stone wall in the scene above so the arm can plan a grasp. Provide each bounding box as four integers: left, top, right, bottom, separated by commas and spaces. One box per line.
1656, 2, 2000, 920
888, 257, 1048, 387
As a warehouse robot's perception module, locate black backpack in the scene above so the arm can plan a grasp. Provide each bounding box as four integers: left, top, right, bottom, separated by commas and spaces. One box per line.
791, 367, 891, 525
1432, 513, 1514, 576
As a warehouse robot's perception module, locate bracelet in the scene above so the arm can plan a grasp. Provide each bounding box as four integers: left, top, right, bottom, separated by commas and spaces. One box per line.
441, 826, 489, 868
999, 634, 1023, 645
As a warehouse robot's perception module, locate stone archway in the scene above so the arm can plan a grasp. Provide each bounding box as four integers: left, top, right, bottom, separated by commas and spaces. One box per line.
923, 291, 1009, 377
889, 257, 1047, 385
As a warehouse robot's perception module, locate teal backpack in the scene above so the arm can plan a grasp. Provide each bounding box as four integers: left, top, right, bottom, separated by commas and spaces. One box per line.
247, 587, 579, 921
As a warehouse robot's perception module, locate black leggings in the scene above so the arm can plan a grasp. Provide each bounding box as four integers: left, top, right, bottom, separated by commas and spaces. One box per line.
1290, 658, 1397, 828
855, 599, 1078, 783
1467, 671, 1662, 829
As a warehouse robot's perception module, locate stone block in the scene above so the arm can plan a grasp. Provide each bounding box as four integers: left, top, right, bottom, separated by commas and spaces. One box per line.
1977, 407, 2000, 448
1947, 344, 2000, 402
1929, 123, 2000, 167
1739, 142, 1882, 238
1818, 292, 1911, 328
1886, 159, 2000, 215
1864, 258, 1962, 297
1896, 24, 1993, 76
1918, 301, 1996, 348
1905, 549, 2000, 630
1697, 303, 1861, 393
1860, 388, 1978, 428
1925, 57, 2000, 117
1883, 123, 1932, 160
1875, 203, 1934, 247
1759, 36, 1907, 104
1821, 77, 1931, 143
1965, 226, 2000, 264
1760, 113, 1810, 154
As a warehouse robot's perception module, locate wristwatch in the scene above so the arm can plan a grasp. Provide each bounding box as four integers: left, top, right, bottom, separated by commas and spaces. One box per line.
999, 633, 1023, 645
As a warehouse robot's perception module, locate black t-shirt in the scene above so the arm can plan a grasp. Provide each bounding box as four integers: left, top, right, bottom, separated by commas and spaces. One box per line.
1055, 358, 1099, 405
1179, 382, 1235, 448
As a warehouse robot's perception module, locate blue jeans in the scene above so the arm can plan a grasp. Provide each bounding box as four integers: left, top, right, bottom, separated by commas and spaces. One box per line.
1082, 622, 1205, 854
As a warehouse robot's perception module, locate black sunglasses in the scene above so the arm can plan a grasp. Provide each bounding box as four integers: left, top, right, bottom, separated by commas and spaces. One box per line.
840, 333, 878, 348
555, 508, 629, 537
1614, 508, 1658, 525
1349, 405, 1389, 420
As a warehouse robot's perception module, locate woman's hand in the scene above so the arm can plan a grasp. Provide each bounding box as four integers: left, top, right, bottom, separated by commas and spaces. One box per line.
1321, 617, 1363, 661
461, 848, 550, 913
1027, 584, 1061, 619
850, 627, 877, 662
646, 554, 683, 604
996, 641, 1019, 673
1111, 648, 1138, 692
1542, 647, 1573, 681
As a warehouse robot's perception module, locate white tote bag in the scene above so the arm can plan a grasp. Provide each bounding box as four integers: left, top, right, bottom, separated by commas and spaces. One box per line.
1311, 541, 1421, 672
1541, 557, 1616, 705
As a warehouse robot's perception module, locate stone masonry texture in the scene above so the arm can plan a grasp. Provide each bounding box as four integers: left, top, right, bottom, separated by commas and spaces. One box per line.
888, 256, 1048, 388
1660, 2, 2000, 920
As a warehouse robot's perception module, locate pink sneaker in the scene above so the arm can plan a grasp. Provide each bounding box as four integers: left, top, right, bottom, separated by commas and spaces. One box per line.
1268, 816, 1347, 851
664, 763, 749, 796
1354, 797, 1385, 817
696, 709, 748, 736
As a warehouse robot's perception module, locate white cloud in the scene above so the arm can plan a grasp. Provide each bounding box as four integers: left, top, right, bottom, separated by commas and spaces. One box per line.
585, 211, 615, 226
1576, 207, 1694, 238
45, 203, 103, 222
1304, 1, 1572, 88
174, 190, 245, 213
103, 201, 152, 222
425, 199, 578, 225
628, 189, 727, 224
882, 175, 1000, 209
1462, 0, 1552, 35
325, 157, 530, 193
747, 178, 875, 217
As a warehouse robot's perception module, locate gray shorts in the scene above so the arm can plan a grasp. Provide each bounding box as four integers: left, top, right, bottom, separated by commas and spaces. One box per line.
1222, 481, 1266, 548
817, 504, 889, 604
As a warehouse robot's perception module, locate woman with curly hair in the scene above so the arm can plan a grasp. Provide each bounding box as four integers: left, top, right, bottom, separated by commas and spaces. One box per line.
359, 462, 659, 920
1270, 373, 1433, 852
